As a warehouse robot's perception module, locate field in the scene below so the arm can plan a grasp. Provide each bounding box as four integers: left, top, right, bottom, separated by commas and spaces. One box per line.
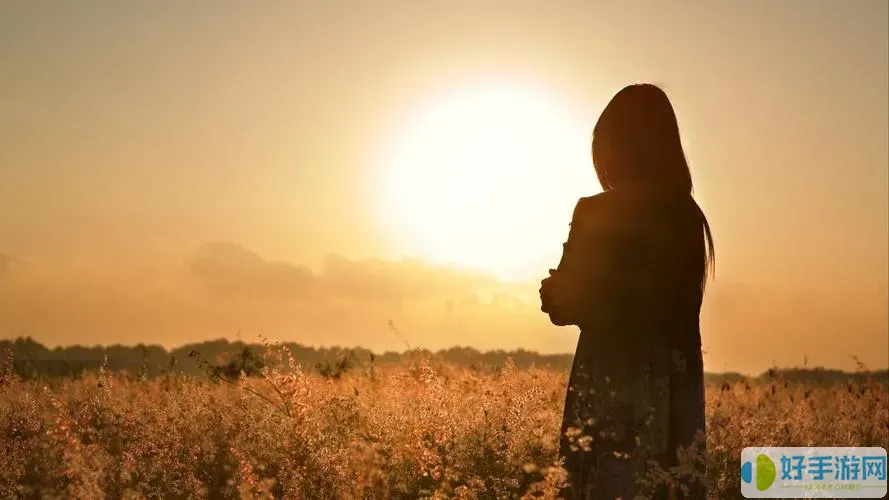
0, 348, 887, 500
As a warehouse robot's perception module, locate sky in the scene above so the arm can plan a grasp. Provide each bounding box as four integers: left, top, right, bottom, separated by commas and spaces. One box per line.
0, 0, 887, 374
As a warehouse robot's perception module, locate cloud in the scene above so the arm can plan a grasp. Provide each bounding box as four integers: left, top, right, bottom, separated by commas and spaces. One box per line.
0, 242, 886, 374
186, 242, 509, 304
188, 242, 314, 298
317, 253, 503, 303
0, 253, 20, 278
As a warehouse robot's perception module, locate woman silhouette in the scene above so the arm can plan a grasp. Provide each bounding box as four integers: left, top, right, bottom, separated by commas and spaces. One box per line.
540, 84, 714, 499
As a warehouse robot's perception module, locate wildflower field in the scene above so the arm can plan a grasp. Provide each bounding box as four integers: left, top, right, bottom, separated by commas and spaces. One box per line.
0, 348, 886, 500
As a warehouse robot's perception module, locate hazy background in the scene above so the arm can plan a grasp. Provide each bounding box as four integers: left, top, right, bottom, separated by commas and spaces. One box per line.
1, 0, 887, 374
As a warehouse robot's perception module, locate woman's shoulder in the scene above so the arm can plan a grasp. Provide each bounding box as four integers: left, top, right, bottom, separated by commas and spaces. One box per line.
578, 191, 701, 218
571, 192, 622, 224
572, 191, 703, 234
573, 191, 614, 215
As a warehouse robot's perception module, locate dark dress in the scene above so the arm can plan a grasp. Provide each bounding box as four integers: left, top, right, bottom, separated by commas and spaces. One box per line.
540, 190, 708, 500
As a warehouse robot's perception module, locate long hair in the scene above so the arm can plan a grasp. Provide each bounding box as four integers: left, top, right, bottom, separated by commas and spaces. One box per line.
592, 83, 715, 286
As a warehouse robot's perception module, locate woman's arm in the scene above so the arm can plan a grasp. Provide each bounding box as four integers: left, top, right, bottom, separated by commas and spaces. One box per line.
539, 193, 652, 326
541, 195, 660, 328
540, 197, 607, 326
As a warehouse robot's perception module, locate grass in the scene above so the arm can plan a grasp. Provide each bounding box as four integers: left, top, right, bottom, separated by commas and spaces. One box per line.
0, 347, 886, 499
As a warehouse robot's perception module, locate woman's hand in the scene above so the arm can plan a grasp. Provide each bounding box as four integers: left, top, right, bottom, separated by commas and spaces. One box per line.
539, 269, 557, 311
540, 269, 574, 326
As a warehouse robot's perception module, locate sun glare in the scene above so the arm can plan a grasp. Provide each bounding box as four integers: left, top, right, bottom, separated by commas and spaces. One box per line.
379, 82, 598, 281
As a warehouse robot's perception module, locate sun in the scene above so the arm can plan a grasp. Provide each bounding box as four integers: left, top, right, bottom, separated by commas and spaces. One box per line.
378, 82, 598, 281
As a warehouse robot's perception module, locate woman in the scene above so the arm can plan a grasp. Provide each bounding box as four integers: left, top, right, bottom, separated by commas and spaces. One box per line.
539, 84, 714, 499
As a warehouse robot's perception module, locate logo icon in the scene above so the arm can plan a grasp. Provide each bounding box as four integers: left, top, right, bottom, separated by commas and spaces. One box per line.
742, 447, 887, 498
741, 454, 777, 491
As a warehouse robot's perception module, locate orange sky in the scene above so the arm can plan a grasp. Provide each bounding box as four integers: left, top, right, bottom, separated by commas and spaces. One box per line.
0, 1, 887, 374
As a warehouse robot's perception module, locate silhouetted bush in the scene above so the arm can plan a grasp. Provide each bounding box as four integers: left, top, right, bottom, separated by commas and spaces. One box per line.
209, 347, 266, 380
315, 354, 354, 379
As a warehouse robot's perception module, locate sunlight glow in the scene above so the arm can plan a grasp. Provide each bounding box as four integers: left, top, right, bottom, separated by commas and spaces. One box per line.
380, 82, 599, 281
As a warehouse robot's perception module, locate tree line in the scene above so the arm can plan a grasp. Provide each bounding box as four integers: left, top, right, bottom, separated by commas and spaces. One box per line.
1, 336, 885, 385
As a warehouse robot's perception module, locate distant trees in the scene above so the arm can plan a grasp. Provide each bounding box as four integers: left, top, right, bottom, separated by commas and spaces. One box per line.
0, 336, 577, 379
1, 336, 886, 384
207, 347, 266, 380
